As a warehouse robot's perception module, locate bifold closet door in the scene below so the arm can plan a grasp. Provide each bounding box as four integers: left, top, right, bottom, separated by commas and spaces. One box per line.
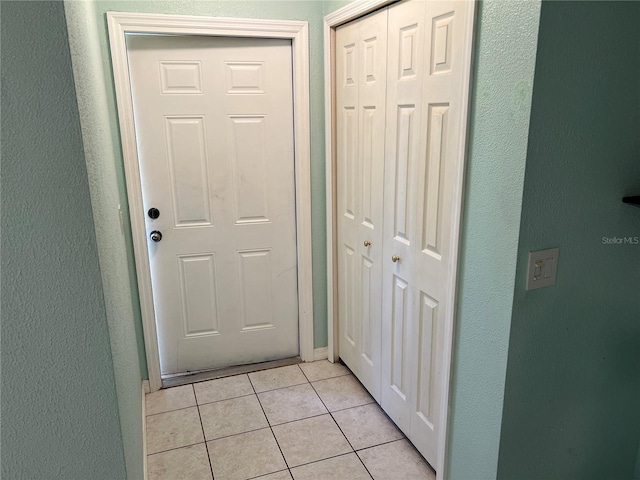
336, 8, 388, 402
381, 0, 473, 468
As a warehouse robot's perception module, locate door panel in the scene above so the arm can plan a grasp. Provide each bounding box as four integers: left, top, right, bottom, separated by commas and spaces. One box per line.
381, 0, 427, 433
127, 35, 299, 375
336, 8, 387, 402
410, 1, 470, 461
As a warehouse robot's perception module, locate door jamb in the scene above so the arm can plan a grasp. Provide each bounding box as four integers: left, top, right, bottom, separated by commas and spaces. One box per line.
107, 12, 314, 393
324, 1, 476, 478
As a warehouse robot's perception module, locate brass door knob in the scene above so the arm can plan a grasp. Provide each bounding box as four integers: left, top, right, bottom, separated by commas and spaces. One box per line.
391, 255, 400, 263
364, 240, 371, 247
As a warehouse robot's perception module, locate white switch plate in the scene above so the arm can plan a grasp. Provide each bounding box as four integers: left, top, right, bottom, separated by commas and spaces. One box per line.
526, 247, 559, 290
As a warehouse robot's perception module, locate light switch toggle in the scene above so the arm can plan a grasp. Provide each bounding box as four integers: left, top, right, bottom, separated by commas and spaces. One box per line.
526, 248, 559, 290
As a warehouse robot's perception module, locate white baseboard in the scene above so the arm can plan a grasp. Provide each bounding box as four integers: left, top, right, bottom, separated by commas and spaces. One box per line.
313, 347, 328, 361
142, 381, 148, 480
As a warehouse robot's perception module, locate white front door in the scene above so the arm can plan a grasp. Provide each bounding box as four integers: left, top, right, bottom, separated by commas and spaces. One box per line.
127, 35, 299, 375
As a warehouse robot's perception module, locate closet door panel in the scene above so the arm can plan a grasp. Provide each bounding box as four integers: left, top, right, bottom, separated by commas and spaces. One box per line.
356, 8, 387, 401
336, 8, 387, 402
380, 0, 427, 433
337, 19, 361, 378
409, 1, 472, 464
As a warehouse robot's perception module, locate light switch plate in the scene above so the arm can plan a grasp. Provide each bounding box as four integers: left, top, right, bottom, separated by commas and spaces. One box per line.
526, 247, 559, 290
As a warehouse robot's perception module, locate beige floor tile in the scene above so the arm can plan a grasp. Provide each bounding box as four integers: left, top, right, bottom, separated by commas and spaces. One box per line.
272, 414, 352, 467
290, 453, 371, 480
258, 383, 327, 425
357, 439, 435, 480
208, 428, 286, 480
147, 443, 212, 480
311, 375, 374, 412
146, 407, 204, 454
255, 470, 293, 480
332, 403, 404, 450
145, 384, 196, 416
199, 394, 267, 440
194, 374, 254, 405
249, 365, 308, 393
299, 360, 349, 382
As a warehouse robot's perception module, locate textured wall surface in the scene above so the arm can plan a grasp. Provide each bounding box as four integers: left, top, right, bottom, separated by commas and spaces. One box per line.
0, 2, 126, 478
64, 1, 146, 477
445, 1, 542, 478
498, 2, 640, 479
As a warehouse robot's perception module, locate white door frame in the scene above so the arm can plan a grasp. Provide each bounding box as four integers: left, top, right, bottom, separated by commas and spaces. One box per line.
107, 12, 314, 393
324, 1, 476, 478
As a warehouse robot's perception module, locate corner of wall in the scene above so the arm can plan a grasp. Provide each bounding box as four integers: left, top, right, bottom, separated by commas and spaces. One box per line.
63, 1, 145, 478
446, 0, 542, 478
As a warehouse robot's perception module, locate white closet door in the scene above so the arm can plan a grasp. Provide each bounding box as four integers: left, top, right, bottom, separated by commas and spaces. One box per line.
381, 0, 473, 468
409, 0, 473, 463
336, 8, 388, 402
381, 0, 428, 433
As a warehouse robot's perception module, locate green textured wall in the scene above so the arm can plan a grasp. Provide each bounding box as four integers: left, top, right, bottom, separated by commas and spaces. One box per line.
65, 2, 146, 477
0, 1, 126, 478
445, 1, 542, 478
498, 2, 640, 479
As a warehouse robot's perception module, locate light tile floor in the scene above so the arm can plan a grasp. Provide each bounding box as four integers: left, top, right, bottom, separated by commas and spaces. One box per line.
145, 360, 435, 480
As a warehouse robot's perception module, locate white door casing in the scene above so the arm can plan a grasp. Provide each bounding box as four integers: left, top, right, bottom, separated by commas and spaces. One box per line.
107, 13, 313, 392
326, 0, 476, 476
335, 8, 388, 402
127, 35, 298, 375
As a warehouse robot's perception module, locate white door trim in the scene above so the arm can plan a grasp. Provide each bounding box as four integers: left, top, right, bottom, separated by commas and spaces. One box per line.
324, 1, 476, 478
107, 12, 314, 393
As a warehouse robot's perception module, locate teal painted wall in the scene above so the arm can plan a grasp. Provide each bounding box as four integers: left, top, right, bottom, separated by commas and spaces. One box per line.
498, 2, 640, 479
445, 1, 542, 478
64, 1, 147, 477
0, 2, 126, 478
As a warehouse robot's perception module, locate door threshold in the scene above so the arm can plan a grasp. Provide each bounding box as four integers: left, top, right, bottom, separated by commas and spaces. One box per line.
161, 356, 302, 389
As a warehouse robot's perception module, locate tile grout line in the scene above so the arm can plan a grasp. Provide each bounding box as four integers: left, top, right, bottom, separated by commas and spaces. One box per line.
286, 450, 380, 472
194, 383, 216, 480
196, 391, 255, 407
248, 371, 293, 476
307, 375, 374, 479
147, 440, 208, 457
245, 468, 291, 480
252, 380, 309, 395
145, 403, 199, 418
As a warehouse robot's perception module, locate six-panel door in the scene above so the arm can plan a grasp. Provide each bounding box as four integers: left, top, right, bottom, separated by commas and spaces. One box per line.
127, 35, 299, 375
